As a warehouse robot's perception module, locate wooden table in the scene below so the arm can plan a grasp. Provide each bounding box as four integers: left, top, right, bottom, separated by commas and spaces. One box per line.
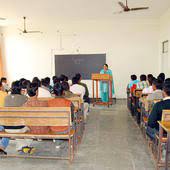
158, 121, 170, 170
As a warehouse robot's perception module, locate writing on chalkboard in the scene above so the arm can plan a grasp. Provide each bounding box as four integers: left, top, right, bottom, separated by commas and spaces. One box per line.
55, 54, 106, 79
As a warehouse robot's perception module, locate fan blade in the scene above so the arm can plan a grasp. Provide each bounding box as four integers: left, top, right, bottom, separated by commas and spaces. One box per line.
26, 31, 42, 33
130, 7, 149, 11
0, 17, 6, 20
118, 1, 126, 9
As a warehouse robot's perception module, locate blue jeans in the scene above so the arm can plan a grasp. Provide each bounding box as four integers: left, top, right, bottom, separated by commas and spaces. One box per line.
0, 126, 9, 150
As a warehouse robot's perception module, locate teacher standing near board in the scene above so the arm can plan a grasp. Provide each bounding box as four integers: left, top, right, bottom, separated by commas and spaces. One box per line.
100, 64, 115, 102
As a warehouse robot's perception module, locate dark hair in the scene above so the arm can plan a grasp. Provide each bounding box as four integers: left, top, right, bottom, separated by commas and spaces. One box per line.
163, 83, 170, 96
158, 73, 165, 82
72, 77, 78, 85
53, 76, 60, 84
165, 78, 170, 85
11, 81, 21, 94
147, 74, 153, 80
131, 75, 137, 81
41, 79, 48, 87
45, 77, 50, 85
53, 82, 63, 96
59, 74, 68, 82
1, 77, 7, 82
61, 81, 70, 91
75, 73, 81, 81
27, 83, 38, 97
152, 79, 163, 90
140, 74, 146, 81
0, 82, 2, 87
32, 77, 41, 87
104, 64, 108, 68
21, 80, 30, 89
148, 76, 154, 86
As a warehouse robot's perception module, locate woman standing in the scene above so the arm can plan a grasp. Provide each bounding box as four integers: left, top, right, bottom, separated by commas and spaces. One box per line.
100, 64, 115, 102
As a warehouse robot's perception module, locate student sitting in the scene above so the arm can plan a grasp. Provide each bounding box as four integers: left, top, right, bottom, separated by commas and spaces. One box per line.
147, 83, 170, 140
4, 81, 29, 153
70, 77, 85, 100
147, 79, 163, 101
38, 79, 51, 98
70, 76, 89, 120
142, 76, 154, 94
48, 83, 74, 133
128, 74, 139, 89
1, 77, 10, 92
137, 74, 149, 89
75, 73, 90, 104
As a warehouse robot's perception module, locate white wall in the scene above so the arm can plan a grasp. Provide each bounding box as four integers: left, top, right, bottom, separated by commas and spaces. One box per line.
159, 9, 170, 76
1, 19, 160, 98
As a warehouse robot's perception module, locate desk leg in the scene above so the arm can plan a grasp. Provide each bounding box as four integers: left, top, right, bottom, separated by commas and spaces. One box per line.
92, 80, 95, 106
165, 132, 170, 170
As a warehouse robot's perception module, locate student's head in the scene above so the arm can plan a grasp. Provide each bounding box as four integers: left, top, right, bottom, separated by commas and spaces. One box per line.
1, 77, 7, 83
27, 83, 38, 97
32, 77, 41, 87
61, 81, 70, 91
41, 79, 48, 87
21, 80, 30, 89
163, 84, 170, 97
152, 79, 163, 91
157, 73, 165, 82
140, 74, 146, 81
59, 74, 68, 82
148, 76, 154, 86
45, 77, 50, 86
53, 82, 64, 96
131, 74, 137, 81
103, 64, 108, 71
53, 76, 60, 84
72, 77, 79, 85
11, 81, 21, 95
75, 73, 82, 82
147, 74, 153, 80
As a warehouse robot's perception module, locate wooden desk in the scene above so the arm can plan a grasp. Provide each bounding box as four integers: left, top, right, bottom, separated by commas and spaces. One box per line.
158, 121, 170, 170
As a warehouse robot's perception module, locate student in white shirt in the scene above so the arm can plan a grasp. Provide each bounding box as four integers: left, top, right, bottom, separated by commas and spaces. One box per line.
38, 79, 51, 98
70, 77, 85, 100
142, 76, 154, 94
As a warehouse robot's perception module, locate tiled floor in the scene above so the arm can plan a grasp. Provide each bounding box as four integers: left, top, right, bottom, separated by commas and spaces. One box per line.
0, 100, 155, 170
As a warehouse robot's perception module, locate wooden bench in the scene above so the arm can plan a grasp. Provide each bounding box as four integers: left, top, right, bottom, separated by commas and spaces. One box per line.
38, 97, 85, 144
0, 107, 75, 162
157, 110, 170, 169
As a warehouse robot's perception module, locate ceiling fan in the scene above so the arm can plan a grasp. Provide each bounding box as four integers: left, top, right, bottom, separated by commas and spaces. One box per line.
115, 0, 149, 13
19, 16, 42, 34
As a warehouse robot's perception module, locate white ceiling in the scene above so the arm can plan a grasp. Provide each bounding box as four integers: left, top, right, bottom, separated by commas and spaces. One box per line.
0, 0, 170, 24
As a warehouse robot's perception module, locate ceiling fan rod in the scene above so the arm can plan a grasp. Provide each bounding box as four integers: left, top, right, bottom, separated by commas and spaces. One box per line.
23, 16, 26, 31
126, 0, 128, 7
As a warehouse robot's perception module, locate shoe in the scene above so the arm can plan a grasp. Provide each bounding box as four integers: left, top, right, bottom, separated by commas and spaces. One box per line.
0, 149, 7, 155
